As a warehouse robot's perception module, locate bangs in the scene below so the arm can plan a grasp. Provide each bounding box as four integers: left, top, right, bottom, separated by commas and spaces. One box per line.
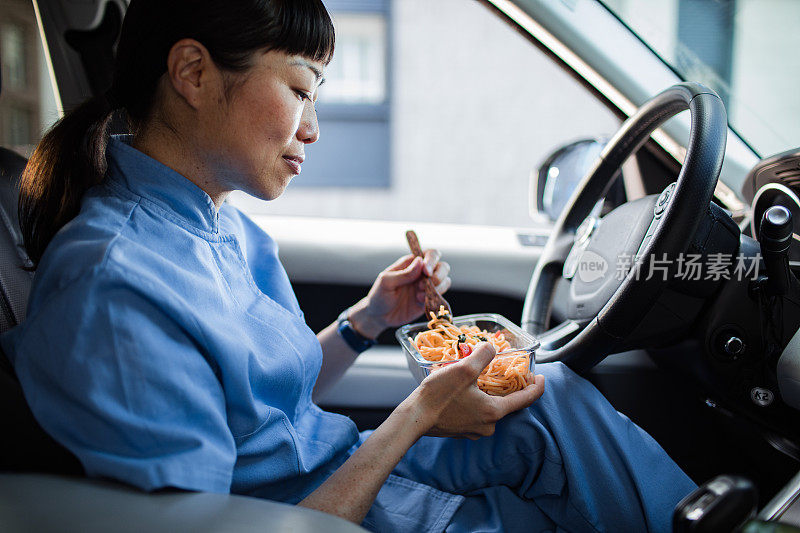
271, 0, 336, 64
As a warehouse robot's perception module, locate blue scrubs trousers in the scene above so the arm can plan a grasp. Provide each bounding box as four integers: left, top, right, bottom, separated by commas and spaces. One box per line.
366, 362, 696, 532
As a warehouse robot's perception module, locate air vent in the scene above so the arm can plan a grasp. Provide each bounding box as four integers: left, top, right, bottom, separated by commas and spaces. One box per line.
775, 168, 800, 177
776, 168, 800, 193
743, 148, 800, 203
776, 168, 800, 186
783, 175, 800, 189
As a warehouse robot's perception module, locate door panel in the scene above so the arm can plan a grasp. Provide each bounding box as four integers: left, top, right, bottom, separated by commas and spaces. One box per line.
293, 284, 526, 339
253, 215, 547, 299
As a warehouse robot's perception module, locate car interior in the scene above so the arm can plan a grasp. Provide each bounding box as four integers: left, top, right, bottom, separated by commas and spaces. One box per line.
2, 0, 800, 531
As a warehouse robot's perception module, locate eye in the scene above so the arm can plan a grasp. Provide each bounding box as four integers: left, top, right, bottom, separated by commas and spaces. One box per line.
294, 89, 313, 102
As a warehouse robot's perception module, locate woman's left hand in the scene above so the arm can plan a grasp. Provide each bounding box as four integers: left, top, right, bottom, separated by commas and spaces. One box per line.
347, 250, 451, 339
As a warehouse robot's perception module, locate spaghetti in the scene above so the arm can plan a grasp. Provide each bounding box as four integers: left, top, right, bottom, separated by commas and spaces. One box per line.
411, 307, 532, 396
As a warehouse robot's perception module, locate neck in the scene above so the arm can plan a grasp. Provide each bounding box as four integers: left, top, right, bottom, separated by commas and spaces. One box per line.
131, 123, 230, 209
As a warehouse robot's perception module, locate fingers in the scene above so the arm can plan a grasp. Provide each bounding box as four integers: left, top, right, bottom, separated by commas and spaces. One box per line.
422, 249, 441, 277
385, 254, 416, 272
383, 249, 451, 297
387, 249, 445, 279
432, 343, 495, 390
462, 342, 496, 376
494, 374, 546, 415
379, 256, 425, 289
431, 261, 451, 293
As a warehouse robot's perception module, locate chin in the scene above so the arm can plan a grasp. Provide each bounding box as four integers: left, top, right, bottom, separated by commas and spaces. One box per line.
248, 183, 290, 202
241, 171, 293, 202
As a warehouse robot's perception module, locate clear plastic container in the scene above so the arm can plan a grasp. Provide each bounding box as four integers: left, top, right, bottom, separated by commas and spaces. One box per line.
396, 313, 539, 395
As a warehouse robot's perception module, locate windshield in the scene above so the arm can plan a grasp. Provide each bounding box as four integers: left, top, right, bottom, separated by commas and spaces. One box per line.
601, 0, 800, 158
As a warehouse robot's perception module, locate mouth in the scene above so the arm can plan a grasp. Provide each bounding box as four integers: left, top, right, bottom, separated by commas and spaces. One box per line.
282, 155, 304, 175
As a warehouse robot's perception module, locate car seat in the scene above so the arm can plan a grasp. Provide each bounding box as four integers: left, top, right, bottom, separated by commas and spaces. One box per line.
0, 69, 82, 475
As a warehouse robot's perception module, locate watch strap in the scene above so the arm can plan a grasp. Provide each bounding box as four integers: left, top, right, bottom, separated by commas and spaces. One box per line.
336, 309, 377, 354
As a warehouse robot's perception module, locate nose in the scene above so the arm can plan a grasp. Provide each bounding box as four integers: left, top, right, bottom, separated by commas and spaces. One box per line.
297, 101, 320, 144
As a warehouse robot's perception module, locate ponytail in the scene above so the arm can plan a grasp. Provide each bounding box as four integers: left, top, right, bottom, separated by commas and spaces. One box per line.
19, 94, 116, 267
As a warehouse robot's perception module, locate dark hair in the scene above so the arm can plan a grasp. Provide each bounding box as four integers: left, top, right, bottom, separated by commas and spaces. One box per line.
20, 0, 334, 266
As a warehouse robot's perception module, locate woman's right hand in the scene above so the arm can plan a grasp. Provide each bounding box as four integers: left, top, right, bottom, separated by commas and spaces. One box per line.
405, 343, 546, 440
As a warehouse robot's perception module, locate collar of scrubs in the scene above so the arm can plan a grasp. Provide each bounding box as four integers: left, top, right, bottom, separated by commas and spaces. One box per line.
106, 135, 220, 234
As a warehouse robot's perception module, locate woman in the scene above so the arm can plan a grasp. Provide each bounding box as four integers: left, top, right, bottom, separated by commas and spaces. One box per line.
2, 0, 696, 531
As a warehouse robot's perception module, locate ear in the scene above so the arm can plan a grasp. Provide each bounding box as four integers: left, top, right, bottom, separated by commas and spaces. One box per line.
165, 38, 220, 110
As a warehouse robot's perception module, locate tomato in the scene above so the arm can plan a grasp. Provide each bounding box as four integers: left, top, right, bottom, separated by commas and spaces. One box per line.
458, 343, 472, 358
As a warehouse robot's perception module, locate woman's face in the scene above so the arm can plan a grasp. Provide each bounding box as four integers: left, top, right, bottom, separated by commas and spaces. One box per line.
198, 50, 324, 201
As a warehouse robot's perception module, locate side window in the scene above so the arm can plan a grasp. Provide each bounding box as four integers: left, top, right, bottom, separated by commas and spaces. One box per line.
232, 0, 620, 228
0, 0, 59, 156
296, 0, 390, 188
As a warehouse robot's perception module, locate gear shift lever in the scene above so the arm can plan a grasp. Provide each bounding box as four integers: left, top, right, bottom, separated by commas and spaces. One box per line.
758, 206, 798, 296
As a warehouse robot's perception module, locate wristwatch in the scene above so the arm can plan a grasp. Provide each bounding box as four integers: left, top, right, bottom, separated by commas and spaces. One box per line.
337, 308, 377, 354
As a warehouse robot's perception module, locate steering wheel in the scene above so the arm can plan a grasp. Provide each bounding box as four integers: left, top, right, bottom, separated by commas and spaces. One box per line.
521, 82, 727, 373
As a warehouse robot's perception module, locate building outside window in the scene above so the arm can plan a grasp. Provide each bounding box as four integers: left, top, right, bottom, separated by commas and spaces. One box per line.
293, 0, 391, 188
0, 0, 58, 157
322, 13, 387, 105
2, 22, 27, 90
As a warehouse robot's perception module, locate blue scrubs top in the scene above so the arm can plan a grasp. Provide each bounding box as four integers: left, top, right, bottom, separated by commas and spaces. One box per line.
2, 136, 362, 501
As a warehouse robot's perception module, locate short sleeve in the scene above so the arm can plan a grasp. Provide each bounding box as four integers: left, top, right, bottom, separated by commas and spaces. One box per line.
2, 269, 236, 493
